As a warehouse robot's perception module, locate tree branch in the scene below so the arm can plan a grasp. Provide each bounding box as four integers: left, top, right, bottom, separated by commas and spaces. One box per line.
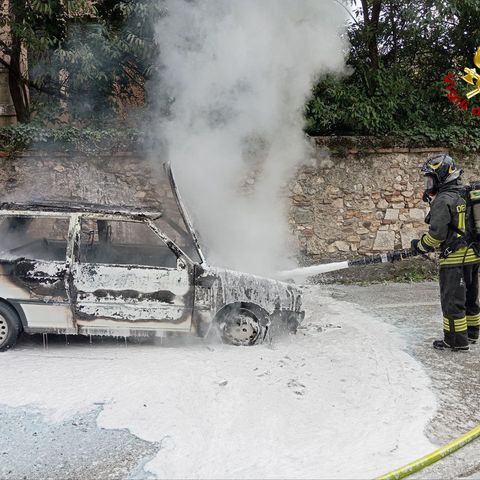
333, 0, 360, 26
0, 38, 13, 56
360, 0, 370, 25
0, 55, 67, 99
123, 61, 147, 88
371, 0, 382, 29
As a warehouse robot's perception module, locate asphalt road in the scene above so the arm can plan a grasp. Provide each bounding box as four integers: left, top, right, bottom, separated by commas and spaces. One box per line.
331, 281, 480, 479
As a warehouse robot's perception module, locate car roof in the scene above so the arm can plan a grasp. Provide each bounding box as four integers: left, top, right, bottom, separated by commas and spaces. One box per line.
0, 201, 163, 219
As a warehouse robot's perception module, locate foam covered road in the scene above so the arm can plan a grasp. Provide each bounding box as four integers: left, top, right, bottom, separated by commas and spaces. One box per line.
332, 281, 480, 479
0, 282, 478, 479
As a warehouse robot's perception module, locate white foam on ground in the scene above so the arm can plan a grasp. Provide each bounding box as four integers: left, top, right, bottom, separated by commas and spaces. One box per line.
0, 286, 436, 479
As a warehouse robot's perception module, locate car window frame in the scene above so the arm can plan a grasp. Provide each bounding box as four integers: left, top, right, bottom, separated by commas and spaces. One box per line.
0, 210, 71, 265
72, 213, 194, 270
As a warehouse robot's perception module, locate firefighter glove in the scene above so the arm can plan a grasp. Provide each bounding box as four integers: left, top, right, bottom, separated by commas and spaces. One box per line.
411, 239, 422, 253
411, 237, 433, 254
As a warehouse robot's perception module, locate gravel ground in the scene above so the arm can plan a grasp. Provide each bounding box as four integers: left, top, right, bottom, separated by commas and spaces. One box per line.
0, 406, 158, 480
330, 281, 480, 479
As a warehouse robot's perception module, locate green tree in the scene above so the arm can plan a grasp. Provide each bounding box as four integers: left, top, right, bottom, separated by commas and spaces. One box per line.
307, 0, 480, 151
0, 0, 162, 124
0, 0, 92, 122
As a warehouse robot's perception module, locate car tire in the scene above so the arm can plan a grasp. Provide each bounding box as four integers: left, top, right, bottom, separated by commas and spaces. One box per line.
0, 302, 22, 352
217, 307, 265, 346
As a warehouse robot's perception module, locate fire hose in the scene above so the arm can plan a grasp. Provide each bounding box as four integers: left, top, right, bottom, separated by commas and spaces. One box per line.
376, 423, 480, 479
347, 247, 419, 267
280, 250, 480, 478
277, 248, 420, 280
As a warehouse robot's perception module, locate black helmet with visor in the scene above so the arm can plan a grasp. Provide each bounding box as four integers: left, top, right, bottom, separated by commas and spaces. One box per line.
421, 154, 462, 202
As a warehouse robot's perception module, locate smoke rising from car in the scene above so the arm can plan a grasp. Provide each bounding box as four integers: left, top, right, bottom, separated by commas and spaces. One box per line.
153, 0, 347, 275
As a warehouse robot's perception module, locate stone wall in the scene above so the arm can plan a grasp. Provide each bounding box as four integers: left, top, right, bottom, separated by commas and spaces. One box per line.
0, 151, 172, 209
0, 151, 205, 257
289, 139, 480, 261
1, 145, 480, 266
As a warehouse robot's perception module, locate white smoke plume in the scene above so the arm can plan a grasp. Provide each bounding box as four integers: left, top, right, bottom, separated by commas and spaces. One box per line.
154, 0, 347, 276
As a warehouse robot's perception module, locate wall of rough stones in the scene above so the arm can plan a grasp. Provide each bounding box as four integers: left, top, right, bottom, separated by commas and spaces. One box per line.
289, 139, 480, 261
0, 151, 172, 209
0, 151, 204, 255
1, 144, 479, 264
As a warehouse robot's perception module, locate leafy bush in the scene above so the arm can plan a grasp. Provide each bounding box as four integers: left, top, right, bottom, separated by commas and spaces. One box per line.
0, 123, 143, 156
305, 0, 480, 153
305, 69, 480, 152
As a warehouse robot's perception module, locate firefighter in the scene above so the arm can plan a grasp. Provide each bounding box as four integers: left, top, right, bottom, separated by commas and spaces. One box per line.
411, 154, 480, 351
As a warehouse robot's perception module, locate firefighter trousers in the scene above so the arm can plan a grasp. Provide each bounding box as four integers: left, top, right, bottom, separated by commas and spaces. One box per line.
439, 264, 480, 347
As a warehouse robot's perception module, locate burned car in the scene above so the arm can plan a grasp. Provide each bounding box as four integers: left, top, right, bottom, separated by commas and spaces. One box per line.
0, 166, 304, 351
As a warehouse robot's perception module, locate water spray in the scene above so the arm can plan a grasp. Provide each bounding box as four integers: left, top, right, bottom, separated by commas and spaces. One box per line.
277, 248, 419, 281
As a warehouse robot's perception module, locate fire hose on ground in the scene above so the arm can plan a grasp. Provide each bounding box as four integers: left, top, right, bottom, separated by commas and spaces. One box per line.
376, 423, 480, 479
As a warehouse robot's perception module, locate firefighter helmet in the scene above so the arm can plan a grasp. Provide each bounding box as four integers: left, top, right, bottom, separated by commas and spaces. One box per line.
421, 154, 462, 201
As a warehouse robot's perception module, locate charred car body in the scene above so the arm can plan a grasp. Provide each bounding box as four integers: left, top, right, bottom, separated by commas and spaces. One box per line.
0, 165, 304, 351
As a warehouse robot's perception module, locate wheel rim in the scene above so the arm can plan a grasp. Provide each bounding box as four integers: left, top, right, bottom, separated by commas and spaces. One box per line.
0, 314, 9, 346
223, 310, 260, 345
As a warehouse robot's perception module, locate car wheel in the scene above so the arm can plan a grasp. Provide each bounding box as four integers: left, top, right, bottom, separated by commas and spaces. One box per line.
0, 303, 22, 352
218, 308, 264, 346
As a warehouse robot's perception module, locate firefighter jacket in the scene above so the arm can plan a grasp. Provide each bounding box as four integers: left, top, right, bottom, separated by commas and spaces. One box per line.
418, 181, 480, 267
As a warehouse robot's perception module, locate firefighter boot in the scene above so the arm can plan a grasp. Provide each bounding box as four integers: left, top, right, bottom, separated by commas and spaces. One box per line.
433, 339, 469, 351
467, 314, 480, 344
467, 328, 479, 344
434, 317, 470, 351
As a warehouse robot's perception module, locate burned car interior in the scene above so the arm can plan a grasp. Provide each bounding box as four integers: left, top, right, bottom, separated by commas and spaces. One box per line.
0, 201, 199, 269
79, 218, 178, 268
0, 215, 69, 262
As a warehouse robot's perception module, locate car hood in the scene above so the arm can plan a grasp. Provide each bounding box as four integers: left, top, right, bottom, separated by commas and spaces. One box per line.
165, 163, 206, 264
198, 264, 302, 315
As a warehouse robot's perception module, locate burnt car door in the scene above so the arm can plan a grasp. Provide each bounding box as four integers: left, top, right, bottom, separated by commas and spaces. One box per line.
70, 215, 194, 333
0, 214, 75, 332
